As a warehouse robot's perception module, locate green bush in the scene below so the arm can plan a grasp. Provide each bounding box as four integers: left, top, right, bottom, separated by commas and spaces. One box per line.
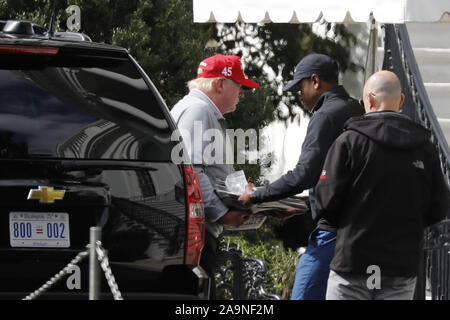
219, 234, 301, 299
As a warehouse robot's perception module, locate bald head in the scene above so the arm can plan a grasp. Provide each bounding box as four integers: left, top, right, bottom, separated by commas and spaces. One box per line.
362, 71, 404, 113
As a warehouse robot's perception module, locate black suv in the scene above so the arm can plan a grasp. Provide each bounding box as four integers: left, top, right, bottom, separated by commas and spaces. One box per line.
0, 20, 208, 299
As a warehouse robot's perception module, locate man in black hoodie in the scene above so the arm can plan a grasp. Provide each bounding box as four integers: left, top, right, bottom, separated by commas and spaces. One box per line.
316, 70, 449, 300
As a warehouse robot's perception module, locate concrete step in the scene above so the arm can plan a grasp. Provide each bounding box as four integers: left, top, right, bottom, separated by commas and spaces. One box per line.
398, 24, 450, 149
406, 23, 450, 49
412, 48, 450, 83
424, 83, 450, 119
437, 118, 450, 146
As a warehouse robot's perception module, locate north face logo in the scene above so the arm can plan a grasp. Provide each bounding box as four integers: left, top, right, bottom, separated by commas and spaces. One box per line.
412, 160, 424, 170
319, 170, 327, 180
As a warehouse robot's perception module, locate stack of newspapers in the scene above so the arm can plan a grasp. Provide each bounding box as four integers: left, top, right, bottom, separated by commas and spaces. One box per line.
213, 171, 309, 231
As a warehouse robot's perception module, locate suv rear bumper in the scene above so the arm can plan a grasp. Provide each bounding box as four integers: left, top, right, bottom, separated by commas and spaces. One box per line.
0, 265, 210, 300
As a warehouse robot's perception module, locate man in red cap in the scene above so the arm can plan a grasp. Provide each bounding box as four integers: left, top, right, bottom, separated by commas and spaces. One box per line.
170, 54, 259, 298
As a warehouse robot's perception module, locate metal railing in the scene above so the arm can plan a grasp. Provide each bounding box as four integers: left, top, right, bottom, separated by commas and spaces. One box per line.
383, 23, 450, 300
216, 248, 281, 300
383, 24, 450, 186
424, 220, 450, 300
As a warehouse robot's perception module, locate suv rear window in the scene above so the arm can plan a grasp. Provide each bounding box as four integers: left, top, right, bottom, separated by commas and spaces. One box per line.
0, 48, 176, 161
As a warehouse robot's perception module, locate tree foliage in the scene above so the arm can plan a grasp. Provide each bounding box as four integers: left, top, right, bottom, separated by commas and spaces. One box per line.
110, 0, 217, 106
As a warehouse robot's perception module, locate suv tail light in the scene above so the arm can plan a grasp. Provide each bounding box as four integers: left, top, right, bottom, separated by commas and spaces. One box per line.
182, 164, 205, 265
0, 45, 59, 55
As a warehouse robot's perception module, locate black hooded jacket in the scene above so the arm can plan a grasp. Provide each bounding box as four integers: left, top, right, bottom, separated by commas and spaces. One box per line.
250, 86, 364, 228
315, 111, 449, 277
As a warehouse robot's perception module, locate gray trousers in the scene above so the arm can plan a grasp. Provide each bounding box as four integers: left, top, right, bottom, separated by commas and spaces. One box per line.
326, 270, 417, 300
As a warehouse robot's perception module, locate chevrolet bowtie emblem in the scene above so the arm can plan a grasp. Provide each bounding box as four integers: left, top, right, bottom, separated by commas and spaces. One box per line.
27, 186, 65, 203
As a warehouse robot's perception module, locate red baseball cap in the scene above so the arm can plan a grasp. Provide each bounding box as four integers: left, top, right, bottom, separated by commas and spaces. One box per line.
196, 54, 259, 89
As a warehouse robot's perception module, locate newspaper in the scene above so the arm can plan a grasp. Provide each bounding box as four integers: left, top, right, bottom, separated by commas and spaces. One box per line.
213, 171, 309, 231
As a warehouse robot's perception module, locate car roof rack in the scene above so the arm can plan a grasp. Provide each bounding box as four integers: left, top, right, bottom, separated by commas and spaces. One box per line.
52, 31, 92, 42
0, 19, 91, 42
1, 20, 47, 37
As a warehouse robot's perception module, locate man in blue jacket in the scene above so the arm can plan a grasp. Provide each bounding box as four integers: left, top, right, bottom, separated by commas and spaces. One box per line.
239, 53, 364, 299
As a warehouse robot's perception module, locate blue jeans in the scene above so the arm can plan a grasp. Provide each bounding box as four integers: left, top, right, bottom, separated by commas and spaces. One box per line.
290, 228, 337, 300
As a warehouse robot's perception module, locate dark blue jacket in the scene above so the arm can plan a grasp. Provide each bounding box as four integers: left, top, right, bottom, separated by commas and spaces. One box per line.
250, 86, 364, 232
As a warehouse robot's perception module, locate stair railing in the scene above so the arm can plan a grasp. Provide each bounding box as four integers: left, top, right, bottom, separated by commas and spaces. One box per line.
383, 24, 450, 188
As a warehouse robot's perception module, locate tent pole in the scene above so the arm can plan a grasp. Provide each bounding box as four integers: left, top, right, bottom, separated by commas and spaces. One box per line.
364, 14, 378, 82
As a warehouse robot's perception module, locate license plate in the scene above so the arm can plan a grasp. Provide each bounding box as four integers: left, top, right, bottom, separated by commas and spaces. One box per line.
9, 212, 70, 248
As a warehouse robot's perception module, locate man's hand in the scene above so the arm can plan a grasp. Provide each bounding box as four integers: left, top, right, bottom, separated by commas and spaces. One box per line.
238, 182, 255, 205
218, 210, 251, 227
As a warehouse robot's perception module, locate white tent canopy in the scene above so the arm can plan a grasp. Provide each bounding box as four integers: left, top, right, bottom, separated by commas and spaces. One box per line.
193, 0, 450, 24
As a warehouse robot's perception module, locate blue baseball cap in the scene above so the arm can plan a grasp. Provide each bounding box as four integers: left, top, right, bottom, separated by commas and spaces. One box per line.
283, 53, 339, 92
